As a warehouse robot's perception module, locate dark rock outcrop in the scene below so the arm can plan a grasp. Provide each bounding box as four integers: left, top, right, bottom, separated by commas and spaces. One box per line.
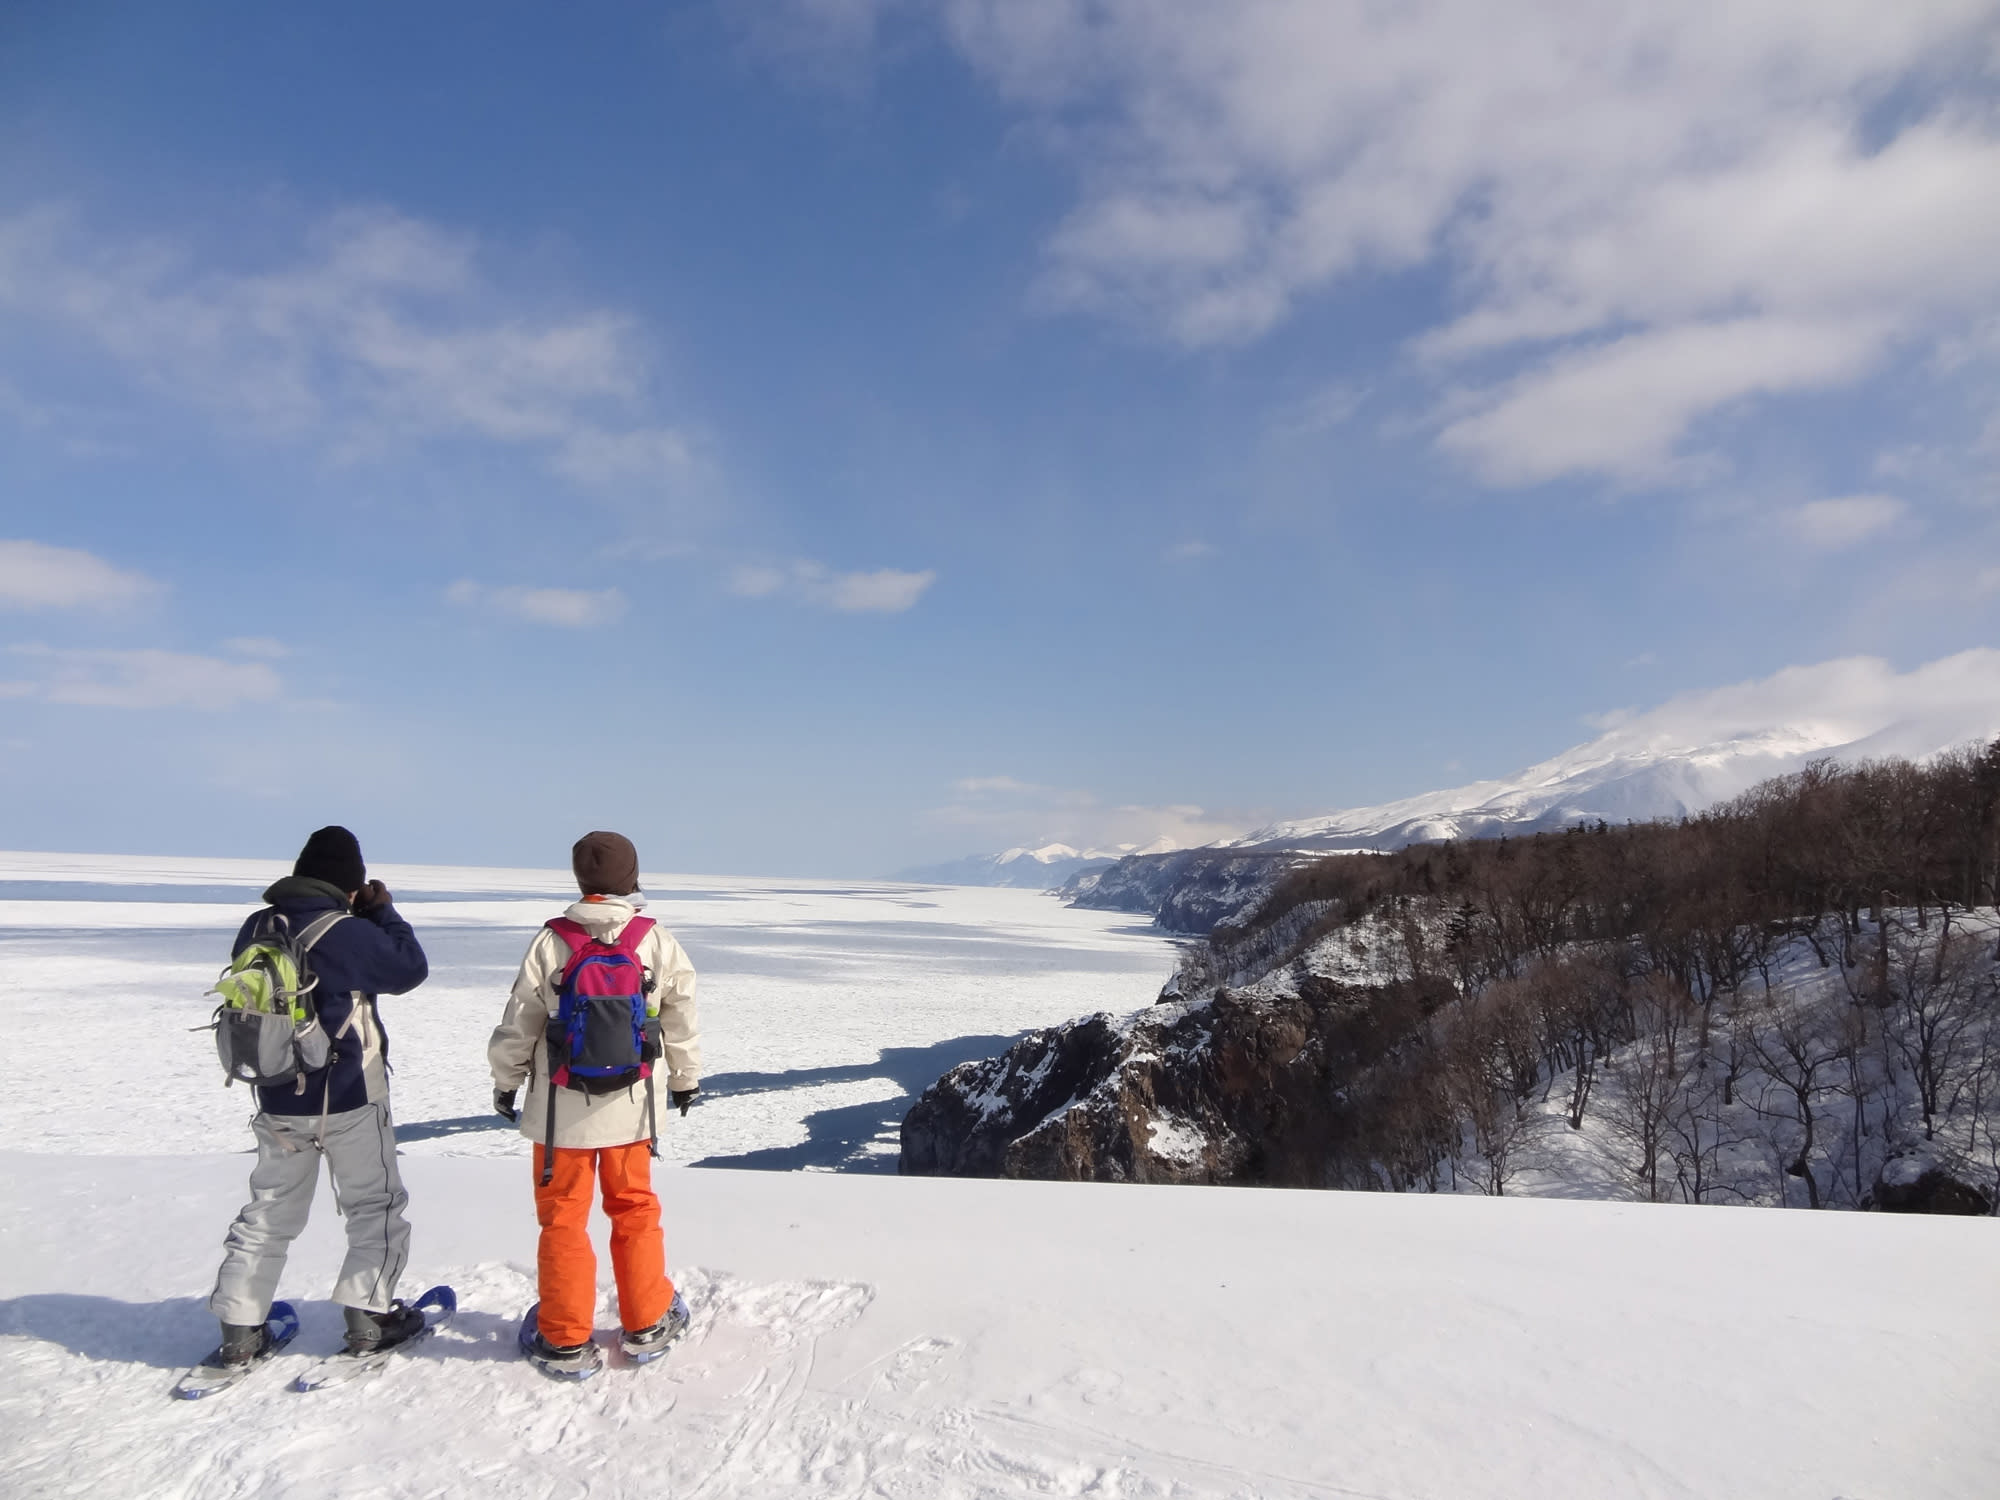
1869, 1144, 1995, 1216
901, 972, 1449, 1186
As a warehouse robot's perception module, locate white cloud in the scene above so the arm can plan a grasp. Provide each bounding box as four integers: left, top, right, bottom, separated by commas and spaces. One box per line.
0, 539, 158, 611
730, 560, 936, 613
824, 566, 936, 613
1786, 494, 1910, 550
936, 1, 2000, 485
222, 636, 290, 659
1165, 540, 1215, 561
1437, 317, 1889, 485
446, 580, 627, 628
1578, 649, 2000, 765
0, 206, 699, 497
2, 645, 280, 709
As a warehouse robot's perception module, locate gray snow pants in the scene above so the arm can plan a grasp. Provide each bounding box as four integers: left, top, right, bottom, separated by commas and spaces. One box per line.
209, 1102, 411, 1326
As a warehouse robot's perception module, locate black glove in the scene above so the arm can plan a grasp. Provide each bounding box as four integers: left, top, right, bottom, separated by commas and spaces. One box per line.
494, 1088, 519, 1123
671, 1087, 699, 1117
352, 879, 393, 914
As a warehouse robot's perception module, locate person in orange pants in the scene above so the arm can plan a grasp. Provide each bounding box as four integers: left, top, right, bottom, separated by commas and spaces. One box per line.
489, 831, 702, 1375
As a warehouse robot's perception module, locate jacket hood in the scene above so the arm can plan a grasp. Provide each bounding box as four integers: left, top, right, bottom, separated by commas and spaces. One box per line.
262, 875, 351, 909
561, 893, 648, 936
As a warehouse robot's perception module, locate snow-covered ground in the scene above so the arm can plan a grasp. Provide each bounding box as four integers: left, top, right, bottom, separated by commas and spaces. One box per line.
3, 1151, 1995, 1499
2, 852, 1996, 1498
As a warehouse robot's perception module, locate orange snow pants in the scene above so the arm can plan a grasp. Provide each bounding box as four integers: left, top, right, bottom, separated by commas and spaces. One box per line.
532, 1142, 674, 1348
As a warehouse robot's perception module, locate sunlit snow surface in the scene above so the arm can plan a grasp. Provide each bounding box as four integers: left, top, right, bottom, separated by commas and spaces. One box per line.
0, 851, 1175, 1165
2, 854, 1996, 1500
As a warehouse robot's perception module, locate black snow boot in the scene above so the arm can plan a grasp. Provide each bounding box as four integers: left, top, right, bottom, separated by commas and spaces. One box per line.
217, 1320, 270, 1367
343, 1301, 427, 1355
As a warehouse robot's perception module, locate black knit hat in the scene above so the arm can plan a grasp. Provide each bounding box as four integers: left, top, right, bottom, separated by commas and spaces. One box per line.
295, 825, 366, 893
572, 830, 640, 896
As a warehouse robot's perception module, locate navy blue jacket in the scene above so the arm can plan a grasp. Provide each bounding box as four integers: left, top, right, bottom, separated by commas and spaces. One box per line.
234, 877, 430, 1116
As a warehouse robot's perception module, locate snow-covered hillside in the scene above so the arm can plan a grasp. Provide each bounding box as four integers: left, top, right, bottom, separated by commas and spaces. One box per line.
1234, 650, 2000, 852
928, 653, 2000, 893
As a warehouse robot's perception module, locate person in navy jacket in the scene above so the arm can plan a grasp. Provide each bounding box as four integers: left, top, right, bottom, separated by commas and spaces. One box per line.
206, 826, 432, 1365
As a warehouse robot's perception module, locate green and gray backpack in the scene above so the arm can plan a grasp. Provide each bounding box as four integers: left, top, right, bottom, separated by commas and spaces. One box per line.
206, 911, 348, 1090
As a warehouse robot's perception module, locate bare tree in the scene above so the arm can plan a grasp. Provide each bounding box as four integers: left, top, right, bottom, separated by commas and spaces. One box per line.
1664, 1063, 1753, 1204
1741, 984, 1852, 1208
1880, 928, 1992, 1141
1603, 976, 1695, 1201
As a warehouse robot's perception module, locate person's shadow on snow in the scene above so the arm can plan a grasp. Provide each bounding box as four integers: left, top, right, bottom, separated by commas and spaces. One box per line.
0, 1295, 524, 1370
0, 1293, 216, 1370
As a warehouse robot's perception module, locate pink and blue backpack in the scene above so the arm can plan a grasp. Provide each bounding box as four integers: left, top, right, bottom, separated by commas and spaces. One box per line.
539, 915, 663, 1181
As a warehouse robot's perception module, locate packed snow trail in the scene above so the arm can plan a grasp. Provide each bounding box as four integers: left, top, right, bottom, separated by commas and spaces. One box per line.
2, 1152, 1996, 1499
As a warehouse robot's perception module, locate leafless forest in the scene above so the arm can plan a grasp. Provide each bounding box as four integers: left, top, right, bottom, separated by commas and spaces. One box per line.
1187, 741, 2000, 1210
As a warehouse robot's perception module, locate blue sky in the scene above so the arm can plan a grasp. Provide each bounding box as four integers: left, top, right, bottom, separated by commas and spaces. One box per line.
2, 1, 1997, 875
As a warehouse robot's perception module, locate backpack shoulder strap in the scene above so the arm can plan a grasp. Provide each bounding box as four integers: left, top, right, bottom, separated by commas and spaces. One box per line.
545, 917, 591, 954
297, 911, 349, 953
613, 915, 655, 955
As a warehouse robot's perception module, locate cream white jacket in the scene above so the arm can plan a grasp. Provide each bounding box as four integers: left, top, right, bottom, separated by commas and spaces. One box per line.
488, 897, 700, 1150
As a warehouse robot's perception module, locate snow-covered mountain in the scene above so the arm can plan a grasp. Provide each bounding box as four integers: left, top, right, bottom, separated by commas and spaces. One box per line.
897, 842, 1134, 889
926, 651, 2000, 888
1232, 649, 2000, 852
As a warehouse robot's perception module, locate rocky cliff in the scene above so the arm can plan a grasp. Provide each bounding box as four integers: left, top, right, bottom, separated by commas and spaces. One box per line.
901, 961, 1450, 1186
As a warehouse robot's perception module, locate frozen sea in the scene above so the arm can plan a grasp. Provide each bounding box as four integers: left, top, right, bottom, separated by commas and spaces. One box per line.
0, 850, 1176, 1167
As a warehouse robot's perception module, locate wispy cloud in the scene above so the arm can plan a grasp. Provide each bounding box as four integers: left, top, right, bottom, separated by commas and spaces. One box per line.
936, 2, 2000, 486
1, 645, 280, 709
222, 636, 290, 659
446, 579, 628, 628
0, 539, 158, 611
0, 206, 700, 498
1785, 494, 1910, 550
1164, 540, 1215, 561
729, 560, 936, 613
1576, 649, 2000, 760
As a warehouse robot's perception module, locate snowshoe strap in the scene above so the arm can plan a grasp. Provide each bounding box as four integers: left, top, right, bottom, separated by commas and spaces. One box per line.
541, 1073, 559, 1186
646, 1074, 659, 1161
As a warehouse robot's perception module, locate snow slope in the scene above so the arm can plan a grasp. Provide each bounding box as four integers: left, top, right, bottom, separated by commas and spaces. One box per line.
1236, 650, 2000, 852
3, 1151, 1996, 1500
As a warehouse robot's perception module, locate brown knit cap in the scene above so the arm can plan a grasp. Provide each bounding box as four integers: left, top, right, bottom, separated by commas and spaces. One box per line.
572, 831, 640, 896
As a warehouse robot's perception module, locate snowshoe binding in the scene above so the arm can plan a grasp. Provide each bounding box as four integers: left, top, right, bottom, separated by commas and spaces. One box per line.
172, 1301, 301, 1400
519, 1302, 604, 1382
292, 1285, 456, 1392
620, 1290, 690, 1364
